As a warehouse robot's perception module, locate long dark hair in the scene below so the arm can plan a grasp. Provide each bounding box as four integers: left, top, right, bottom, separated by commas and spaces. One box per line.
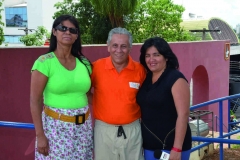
140, 37, 179, 72
49, 14, 91, 74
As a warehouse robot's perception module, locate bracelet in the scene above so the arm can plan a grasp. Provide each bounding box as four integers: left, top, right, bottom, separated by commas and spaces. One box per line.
171, 147, 182, 152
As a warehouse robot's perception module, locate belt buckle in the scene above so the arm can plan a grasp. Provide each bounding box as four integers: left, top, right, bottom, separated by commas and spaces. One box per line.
75, 114, 85, 125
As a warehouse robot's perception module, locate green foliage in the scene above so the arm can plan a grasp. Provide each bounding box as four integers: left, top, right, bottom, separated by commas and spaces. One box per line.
53, 0, 112, 44
125, 0, 195, 42
20, 26, 50, 46
230, 110, 235, 116
90, 0, 138, 27
53, 0, 195, 44
0, 0, 5, 45
53, 0, 91, 37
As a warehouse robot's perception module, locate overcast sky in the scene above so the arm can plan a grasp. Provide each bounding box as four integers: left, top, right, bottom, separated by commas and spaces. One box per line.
173, 0, 240, 28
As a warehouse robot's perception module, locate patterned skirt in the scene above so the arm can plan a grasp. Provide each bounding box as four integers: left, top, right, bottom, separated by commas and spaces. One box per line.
35, 105, 93, 160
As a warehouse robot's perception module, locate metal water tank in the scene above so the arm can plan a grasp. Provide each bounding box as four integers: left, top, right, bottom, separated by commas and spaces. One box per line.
189, 119, 209, 137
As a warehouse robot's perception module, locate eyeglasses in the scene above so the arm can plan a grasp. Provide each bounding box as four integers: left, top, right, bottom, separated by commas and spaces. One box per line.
55, 25, 78, 34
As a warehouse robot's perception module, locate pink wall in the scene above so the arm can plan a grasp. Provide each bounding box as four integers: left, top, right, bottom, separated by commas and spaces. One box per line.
0, 40, 229, 159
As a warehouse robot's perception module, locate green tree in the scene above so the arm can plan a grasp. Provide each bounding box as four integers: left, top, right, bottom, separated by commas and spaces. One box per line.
53, 0, 194, 44
20, 26, 50, 46
89, 0, 138, 27
125, 0, 194, 42
53, 0, 112, 44
0, 0, 5, 45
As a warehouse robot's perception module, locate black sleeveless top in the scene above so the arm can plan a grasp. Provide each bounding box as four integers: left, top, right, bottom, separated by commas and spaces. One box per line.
136, 68, 192, 151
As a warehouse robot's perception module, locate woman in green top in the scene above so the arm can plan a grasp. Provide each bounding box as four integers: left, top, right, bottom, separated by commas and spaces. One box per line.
30, 15, 93, 160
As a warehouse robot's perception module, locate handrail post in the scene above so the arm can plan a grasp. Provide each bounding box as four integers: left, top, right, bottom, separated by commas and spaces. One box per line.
219, 101, 224, 160
197, 116, 200, 156
212, 112, 214, 138
228, 100, 231, 148
215, 115, 218, 132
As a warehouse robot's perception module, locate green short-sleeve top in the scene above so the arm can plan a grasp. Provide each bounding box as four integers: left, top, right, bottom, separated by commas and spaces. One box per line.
31, 52, 92, 109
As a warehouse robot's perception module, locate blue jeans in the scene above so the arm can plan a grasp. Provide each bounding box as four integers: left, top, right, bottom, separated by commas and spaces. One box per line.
144, 149, 191, 160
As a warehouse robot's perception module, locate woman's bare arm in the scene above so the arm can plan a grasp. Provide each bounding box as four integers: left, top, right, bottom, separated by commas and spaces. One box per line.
30, 70, 48, 155
170, 78, 190, 160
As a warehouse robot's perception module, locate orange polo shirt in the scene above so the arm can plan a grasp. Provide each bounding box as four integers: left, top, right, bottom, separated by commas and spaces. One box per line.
91, 56, 146, 125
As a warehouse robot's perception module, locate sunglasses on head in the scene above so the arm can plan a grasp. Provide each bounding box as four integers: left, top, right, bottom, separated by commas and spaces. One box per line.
55, 25, 78, 34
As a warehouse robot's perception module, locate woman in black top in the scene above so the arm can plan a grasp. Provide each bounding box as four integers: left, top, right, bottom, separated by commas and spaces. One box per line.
137, 37, 192, 160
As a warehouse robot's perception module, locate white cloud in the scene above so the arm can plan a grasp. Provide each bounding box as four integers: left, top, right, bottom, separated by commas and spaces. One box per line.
173, 0, 240, 27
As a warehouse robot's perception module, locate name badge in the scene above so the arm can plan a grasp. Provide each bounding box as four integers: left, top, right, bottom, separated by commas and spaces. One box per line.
160, 151, 170, 160
129, 82, 140, 89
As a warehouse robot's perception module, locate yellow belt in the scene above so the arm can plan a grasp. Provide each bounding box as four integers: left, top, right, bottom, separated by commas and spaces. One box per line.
44, 107, 90, 125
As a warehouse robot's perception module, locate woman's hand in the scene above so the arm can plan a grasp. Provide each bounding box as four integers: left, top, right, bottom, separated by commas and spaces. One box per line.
169, 150, 181, 160
37, 134, 49, 156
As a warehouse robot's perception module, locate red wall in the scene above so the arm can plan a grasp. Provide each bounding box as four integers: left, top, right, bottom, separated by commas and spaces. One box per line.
0, 40, 229, 159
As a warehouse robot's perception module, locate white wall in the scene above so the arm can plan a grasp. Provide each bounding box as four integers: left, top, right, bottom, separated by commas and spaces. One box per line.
27, 0, 63, 32
41, 0, 63, 32
26, 0, 43, 31
4, 0, 26, 7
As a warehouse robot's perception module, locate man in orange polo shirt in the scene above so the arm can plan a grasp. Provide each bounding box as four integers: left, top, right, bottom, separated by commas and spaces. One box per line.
91, 27, 146, 160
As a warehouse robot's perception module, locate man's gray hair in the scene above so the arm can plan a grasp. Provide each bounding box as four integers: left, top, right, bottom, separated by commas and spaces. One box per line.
107, 27, 133, 48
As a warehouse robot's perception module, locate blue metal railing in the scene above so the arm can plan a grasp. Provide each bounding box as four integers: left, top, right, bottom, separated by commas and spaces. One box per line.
0, 121, 34, 129
190, 93, 240, 160
1, 94, 240, 160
